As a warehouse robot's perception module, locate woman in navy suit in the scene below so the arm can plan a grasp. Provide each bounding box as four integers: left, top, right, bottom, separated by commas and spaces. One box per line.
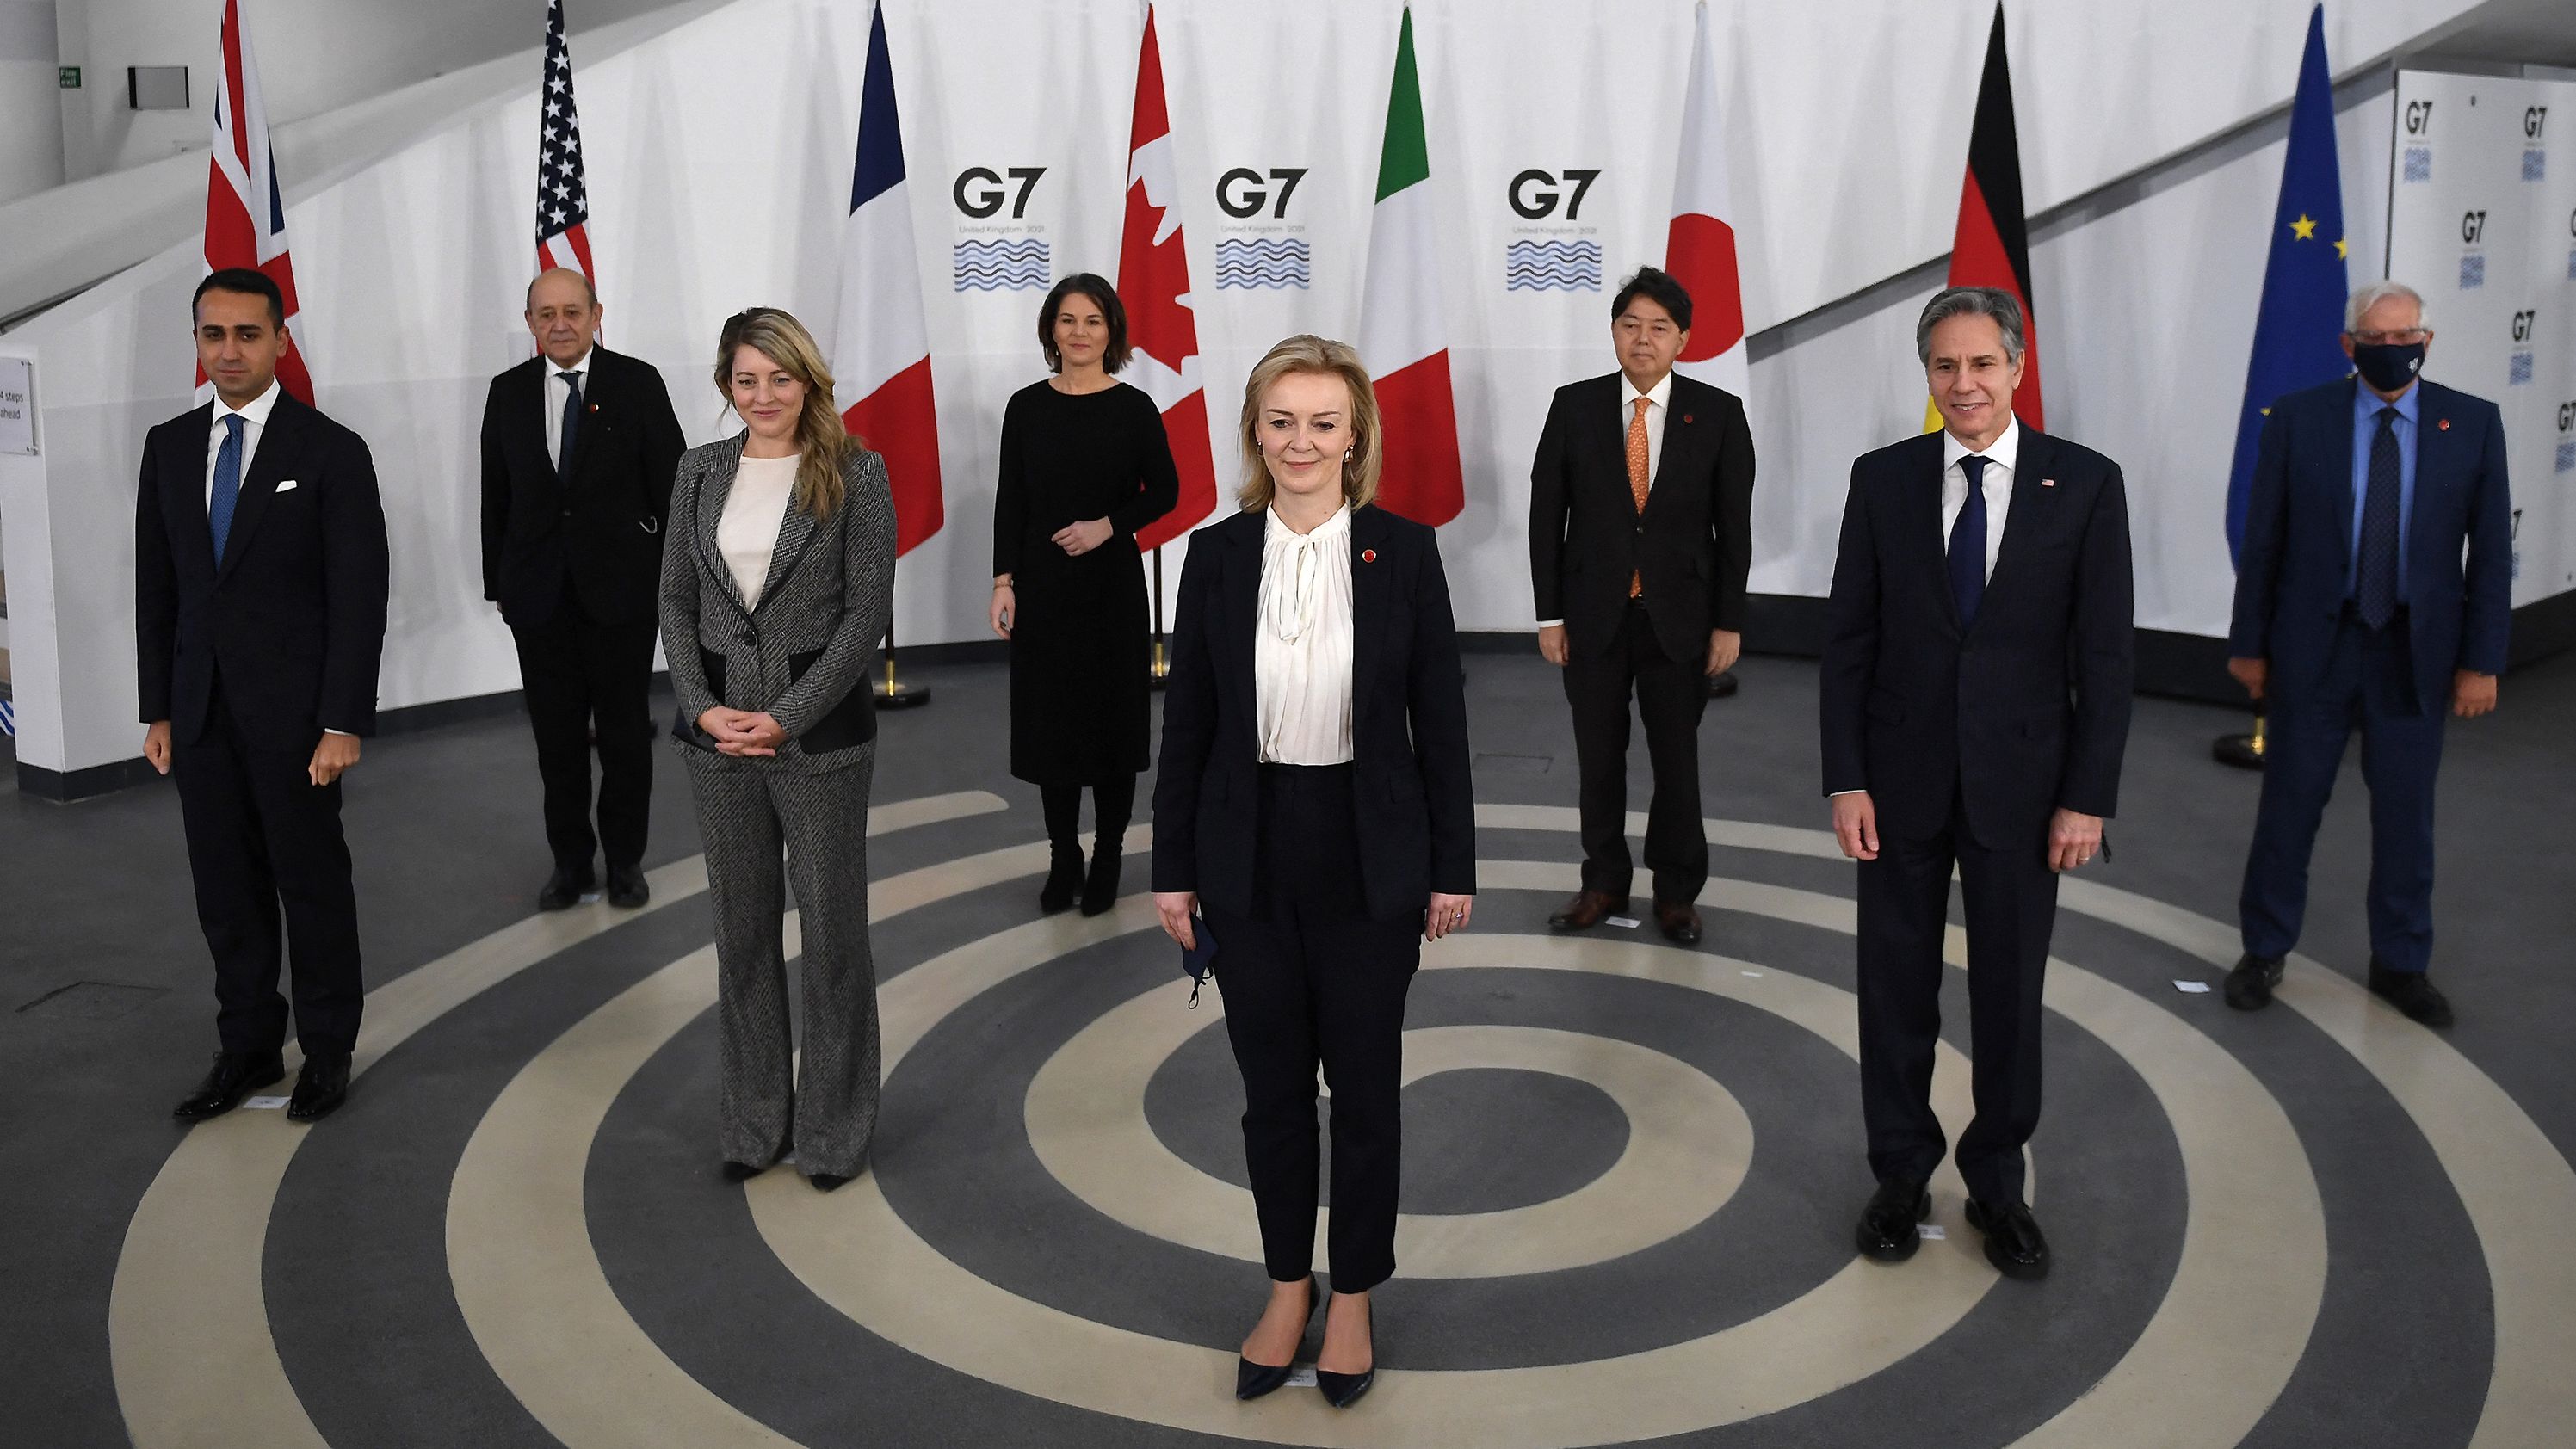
1151, 335, 1475, 1409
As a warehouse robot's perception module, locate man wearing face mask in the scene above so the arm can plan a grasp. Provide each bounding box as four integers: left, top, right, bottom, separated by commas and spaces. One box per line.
2224, 281, 2512, 1027
481, 268, 686, 911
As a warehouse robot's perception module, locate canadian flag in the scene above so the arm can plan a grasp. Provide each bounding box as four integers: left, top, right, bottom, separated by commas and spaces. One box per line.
1117, 5, 1215, 554
836, 2, 942, 555
1665, 0, 1748, 399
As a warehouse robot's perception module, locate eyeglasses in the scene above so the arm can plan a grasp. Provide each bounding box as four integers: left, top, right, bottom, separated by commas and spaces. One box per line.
2351, 329, 2430, 345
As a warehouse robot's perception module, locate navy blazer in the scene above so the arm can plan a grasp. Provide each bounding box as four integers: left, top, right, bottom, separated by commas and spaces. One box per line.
134, 393, 391, 749
1819, 428, 2134, 850
1151, 504, 1475, 922
2227, 377, 2511, 713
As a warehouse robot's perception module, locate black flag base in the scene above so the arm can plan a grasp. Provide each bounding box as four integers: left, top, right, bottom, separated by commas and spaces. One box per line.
874, 654, 931, 710
2212, 712, 2266, 771
1707, 669, 1740, 700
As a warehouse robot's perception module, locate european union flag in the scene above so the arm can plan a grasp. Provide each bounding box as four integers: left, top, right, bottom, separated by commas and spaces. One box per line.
2227, 4, 2350, 561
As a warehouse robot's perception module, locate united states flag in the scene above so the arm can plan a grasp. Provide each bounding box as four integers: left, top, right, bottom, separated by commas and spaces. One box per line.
201, 0, 312, 404
535, 0, 596, 281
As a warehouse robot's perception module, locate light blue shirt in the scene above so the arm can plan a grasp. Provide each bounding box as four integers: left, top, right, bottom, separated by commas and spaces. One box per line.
2348, 382, 2418, 597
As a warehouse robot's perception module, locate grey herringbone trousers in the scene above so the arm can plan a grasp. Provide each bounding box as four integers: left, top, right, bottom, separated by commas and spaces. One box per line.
684, 746, 880, 1178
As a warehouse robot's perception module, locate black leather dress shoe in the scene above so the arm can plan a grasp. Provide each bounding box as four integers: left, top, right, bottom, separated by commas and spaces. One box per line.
1038, 847, 1083, 915
173, 1050, 287, 1121
2369, 960, 2454, 1027
1855, 1175, 1930, 1261
1548, 890, 1629, 931
1654, 901, 1702, 946
1963, 1198, 2050, 1280
1235, 1275, 1323, 1401
606, 865, 650, 909
537, 865, 596, 911
1079, 844, 1122, 917
286, 1051, 351, 1123
2224, 952, 2284, 1010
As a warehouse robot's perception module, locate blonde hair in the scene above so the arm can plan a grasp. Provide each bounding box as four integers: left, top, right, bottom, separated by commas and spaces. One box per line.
1236, 334, 1381, 514
713, 307, 856, 519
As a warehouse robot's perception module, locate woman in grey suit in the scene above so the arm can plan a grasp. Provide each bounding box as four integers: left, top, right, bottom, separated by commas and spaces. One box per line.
660, 307, 897, 1190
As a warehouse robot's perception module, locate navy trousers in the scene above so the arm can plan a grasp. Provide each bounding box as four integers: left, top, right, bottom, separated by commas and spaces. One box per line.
2239, 610, 2445, 973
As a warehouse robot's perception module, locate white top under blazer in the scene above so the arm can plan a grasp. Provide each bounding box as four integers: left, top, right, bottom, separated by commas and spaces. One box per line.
1254, 503, 1357, 765
719, 453, 800, 607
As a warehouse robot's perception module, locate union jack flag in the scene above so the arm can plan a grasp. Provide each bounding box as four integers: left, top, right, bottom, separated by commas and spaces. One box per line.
201, 0, 311, 404
535, 0, 596, 281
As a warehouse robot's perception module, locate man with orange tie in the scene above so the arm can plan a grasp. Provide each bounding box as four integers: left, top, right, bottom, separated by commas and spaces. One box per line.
1529, 268, 1756, 945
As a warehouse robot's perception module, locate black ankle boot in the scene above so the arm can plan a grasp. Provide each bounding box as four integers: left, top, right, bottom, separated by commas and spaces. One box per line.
1080, 838, 1123, 916
1039, 844, 1084, 915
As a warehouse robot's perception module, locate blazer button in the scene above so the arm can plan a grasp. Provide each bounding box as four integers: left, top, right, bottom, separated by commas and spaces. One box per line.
561, 508, 573, 518
1633, 523, 1645, 536
739, 629, 756, 644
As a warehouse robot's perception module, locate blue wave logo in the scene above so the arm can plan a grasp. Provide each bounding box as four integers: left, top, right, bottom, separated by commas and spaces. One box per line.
1505, 238, 1602, 293
1215, 237, 1310, 290
953, 238, 1050, 292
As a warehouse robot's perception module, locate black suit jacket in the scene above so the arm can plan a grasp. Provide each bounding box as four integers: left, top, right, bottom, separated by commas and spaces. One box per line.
135, 392, 391, 748
1152, 505, 1476, 922
480, 347, 685, 626
1529, 372, 1755, 661
1819, 428, 2134, 849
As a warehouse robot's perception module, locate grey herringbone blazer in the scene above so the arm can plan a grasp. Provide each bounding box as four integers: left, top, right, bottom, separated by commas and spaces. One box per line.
660, 434, 897, 774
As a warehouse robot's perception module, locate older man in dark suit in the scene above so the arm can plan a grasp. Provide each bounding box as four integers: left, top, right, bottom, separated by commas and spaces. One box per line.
1820, 286, 2133, 1281
2224, 281, 2511, 1027
480, 268, 685, 910
1529, 267, 1756, 945
138, 268, 390, 1124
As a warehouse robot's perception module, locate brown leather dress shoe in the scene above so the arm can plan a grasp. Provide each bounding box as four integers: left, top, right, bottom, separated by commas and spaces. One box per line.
1548, 889, 1629, 930
1655, 901, 1702, 945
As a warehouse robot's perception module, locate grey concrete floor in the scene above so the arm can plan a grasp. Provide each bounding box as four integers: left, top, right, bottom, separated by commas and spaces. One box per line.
3, 649, 2570, 1447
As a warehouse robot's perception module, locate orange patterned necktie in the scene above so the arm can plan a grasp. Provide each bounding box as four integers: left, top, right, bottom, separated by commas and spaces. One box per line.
1627, 396, 1652, 596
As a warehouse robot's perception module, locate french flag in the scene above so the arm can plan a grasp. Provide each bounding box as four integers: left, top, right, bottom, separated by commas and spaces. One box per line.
835, 3, 942, 556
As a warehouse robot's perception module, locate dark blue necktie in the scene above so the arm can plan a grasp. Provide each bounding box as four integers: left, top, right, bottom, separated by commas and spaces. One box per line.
208, 414, 244, 563
2356, 409, 2402, 629
1948, 454, 1988, 627
557, 370, 584, 480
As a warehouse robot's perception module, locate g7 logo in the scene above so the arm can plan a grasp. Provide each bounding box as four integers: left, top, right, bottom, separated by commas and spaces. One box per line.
954, 167, 1047, 220
2462, 210, 2487, 245
2526, 107, 2549, 140
1509, 168, 1602, 221
2556, 401, 2576, 434
1216, 168, 1309, 220
2510, 310, 2536, 342
2405, 100, 2434, 134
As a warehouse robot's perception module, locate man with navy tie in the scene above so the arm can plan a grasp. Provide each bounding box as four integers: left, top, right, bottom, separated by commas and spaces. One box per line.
2225, 281, 2511, 1027
138, 268, 390, 1123
1821, 287, 2133, 1281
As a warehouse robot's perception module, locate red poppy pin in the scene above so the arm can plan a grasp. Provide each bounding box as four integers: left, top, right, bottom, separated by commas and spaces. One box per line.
589, 403, 600, 412
1362, 548, 1378, 564
1682, 413, 1694, 424
2437, 417, 2450, 431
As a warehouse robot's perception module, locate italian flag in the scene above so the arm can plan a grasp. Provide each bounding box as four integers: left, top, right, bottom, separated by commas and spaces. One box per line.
1356, 7, 1462, 526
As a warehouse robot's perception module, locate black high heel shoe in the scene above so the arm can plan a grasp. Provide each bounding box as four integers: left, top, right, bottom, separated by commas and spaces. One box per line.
1038, 845, 1084, 915
1314, 1292, 1374, 1409
1233, 1275, 1323, 1401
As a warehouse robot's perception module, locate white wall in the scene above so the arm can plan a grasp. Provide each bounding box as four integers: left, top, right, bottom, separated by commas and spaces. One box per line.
0, 1, 64, 202
0, 0, 2537, 780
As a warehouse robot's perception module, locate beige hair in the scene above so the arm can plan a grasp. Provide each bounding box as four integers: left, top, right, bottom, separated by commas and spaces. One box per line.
713, 307, 856, 520
1236, 334, 1381, 513
524, 266, 599, 311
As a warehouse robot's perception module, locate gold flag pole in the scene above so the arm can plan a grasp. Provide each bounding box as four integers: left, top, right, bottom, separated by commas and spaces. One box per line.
2213, 704, 2265, 770
1148, 545, 1171, 691
873, 615, 930, 710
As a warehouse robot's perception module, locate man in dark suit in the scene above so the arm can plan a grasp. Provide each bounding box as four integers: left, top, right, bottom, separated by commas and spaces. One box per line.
1529, 267, 1755, 945
2224, 281, 2510, 1027
138, 268, 390, 1124
1820, 286, 2133, 1280
480, 268, 684, 909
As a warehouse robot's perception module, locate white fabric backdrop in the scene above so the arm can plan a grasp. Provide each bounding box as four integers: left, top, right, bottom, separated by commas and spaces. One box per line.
0, 0, 2515, 776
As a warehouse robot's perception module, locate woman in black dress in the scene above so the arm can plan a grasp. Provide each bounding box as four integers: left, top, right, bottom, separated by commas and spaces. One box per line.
989, 274, 1180, 914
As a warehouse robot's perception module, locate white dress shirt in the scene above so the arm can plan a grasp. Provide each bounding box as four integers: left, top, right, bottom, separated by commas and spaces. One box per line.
544, 345, 595, 472
1536, 369, 1674, 628
204, 379, 282, 508
720, 453, 800, 608
1939, 416, 2019, 584
1254, 503, 1356, 766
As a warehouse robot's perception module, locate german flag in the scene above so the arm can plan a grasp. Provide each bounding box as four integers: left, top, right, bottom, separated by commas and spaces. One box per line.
1928, 3, 2042, 431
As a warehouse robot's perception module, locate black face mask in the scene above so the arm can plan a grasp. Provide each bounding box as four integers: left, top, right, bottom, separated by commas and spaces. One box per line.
2351, 341, 2425, 393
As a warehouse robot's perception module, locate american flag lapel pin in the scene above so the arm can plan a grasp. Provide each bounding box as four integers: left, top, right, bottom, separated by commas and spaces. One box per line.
2041, 478, 2056, 488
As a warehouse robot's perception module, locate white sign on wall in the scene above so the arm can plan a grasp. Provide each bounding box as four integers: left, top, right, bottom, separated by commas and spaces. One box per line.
0, 357, 34, 456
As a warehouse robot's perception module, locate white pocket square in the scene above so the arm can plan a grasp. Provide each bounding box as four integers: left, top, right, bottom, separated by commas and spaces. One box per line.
273, 479, 299, 493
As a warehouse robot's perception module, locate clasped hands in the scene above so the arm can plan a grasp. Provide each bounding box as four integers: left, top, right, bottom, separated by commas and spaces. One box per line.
1832, 791, 2105, 873
696, 706, 787, 757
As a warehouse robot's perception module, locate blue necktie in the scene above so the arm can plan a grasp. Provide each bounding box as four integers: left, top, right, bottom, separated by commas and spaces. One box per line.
557, 371, 584, 481
208, 414, 244, 563
2356, 409, 2402, 629
1948, 453, 1988, 628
